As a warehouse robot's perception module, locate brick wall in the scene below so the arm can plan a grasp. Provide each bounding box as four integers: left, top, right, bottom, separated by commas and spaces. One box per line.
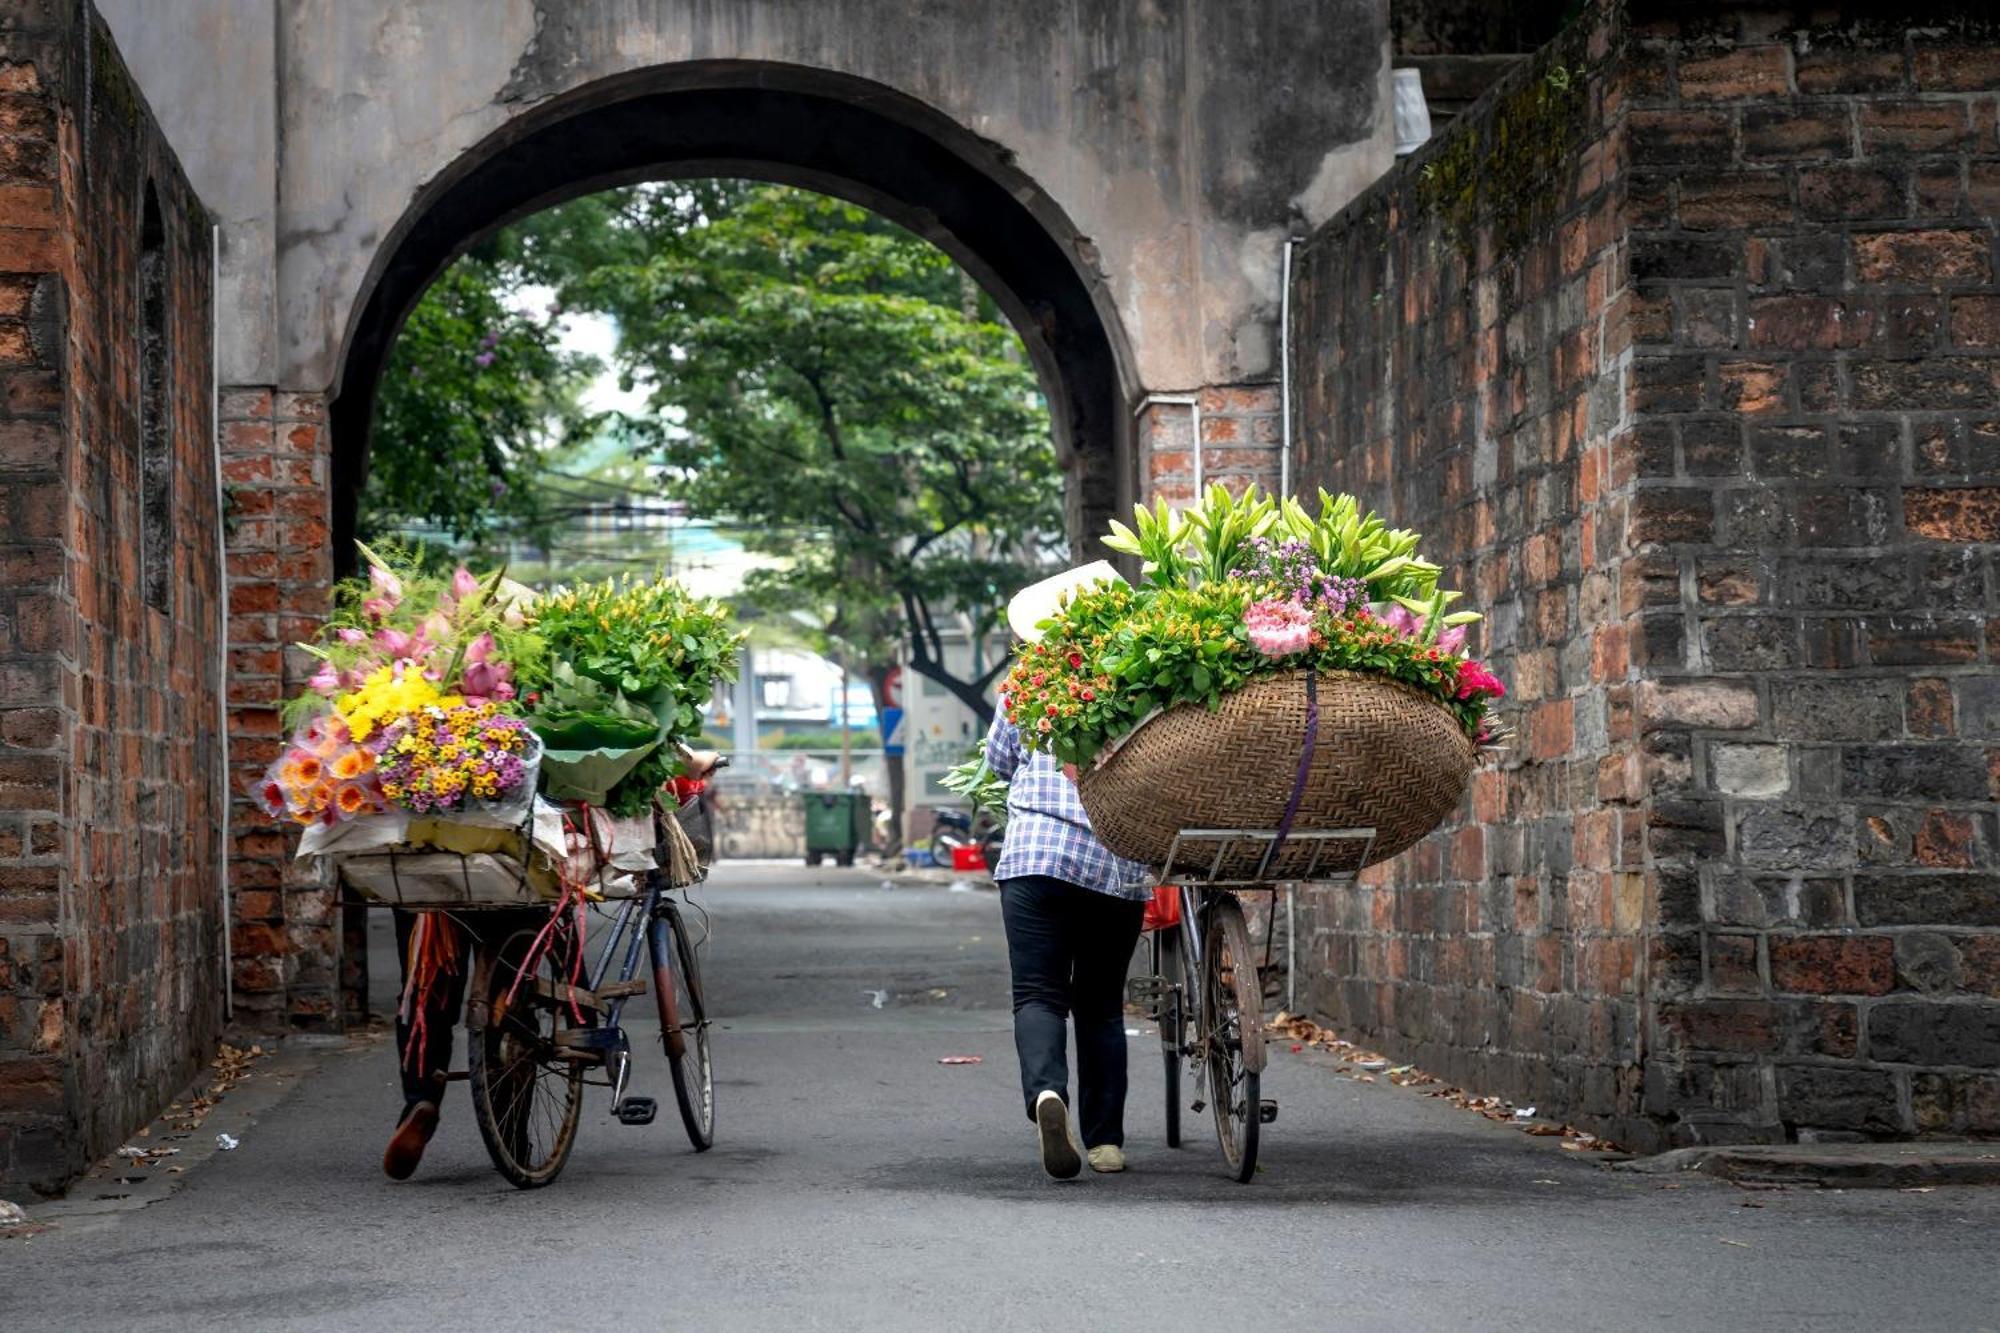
1292, 5, 1651, 1143
216, 386, 339, 1030
1291, 0, 2000, 1148
0, 2, 223, 1193
1622, 6, 2000, 1142
1138, 384, 1283, 507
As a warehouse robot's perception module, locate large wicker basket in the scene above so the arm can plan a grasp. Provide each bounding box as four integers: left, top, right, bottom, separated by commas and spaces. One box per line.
1075, 671, 1476, 880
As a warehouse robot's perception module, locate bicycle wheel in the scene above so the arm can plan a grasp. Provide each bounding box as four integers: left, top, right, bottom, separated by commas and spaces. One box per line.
1203, 894, 1265, 1182
1154, 925, 1184, 1149
653, 900, 714, 1151
466, 925, 586, 1189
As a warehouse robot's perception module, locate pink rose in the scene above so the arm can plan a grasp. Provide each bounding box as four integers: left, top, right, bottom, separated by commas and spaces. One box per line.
1244, 599, 1314, 658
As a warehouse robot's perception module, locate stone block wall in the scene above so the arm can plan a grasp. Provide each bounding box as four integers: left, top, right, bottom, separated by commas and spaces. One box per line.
1292, 5, 1650, 1142
1621, 5, 2000, 1142
0, 2, 223, 1193
1291, 0, 2000, 1147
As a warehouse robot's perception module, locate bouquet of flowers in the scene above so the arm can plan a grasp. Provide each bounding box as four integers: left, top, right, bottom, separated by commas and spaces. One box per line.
1006, 485, 1504, 767
1006, 484, 1502, 872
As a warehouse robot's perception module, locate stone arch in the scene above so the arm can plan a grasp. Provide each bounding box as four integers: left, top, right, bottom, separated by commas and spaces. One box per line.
327, 60, 1141, 574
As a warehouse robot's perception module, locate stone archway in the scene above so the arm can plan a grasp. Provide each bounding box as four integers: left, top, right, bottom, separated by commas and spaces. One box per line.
327, 62, 1140, 577
286, 63, 1149, 1027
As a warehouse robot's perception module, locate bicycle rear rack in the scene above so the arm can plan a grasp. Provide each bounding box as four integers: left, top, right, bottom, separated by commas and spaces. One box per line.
1158, 826, 1377, 888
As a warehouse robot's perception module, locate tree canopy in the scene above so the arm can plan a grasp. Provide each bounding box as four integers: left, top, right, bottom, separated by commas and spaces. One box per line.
365, 180, 1065, 715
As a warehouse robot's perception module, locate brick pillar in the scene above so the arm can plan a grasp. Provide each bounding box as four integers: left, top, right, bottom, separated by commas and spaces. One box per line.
219, 387, 339, 1030
1137, 383, 1283, 506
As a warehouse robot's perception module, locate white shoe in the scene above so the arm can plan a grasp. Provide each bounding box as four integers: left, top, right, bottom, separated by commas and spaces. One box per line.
1034, 1089, 1083, 1179
1087, 1144, 1126, 1173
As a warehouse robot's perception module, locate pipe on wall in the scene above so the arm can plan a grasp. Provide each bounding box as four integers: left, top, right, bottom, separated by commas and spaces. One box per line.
211, 223, 232, 1021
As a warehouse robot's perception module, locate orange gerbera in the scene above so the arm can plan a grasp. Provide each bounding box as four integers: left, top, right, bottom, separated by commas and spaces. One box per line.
331, 749, 371, 780
335, 782, 371, 815
295, 755, 323, 784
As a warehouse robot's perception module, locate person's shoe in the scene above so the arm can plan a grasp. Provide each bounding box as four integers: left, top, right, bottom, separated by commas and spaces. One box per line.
382, 1101, 439, 1180
1034, 1089, 1083, 1180
1087, 1144, 1126, 1173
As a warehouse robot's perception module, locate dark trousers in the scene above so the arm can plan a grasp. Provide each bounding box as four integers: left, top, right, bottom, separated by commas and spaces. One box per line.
998, 876, 1147, 1149
393, 909, 470, 1114
393, 907, 555, 1115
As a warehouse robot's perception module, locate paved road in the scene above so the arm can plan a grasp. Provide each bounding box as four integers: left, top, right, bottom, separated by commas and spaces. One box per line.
7, 864, 2000, 1331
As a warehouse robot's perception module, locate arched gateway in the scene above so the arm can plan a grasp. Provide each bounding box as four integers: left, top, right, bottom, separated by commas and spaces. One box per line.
329, 63, 1139, 573
1, 0, 1393, 1191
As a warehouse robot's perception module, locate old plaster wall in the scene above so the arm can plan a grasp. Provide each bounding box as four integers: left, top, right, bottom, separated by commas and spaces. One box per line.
102, 0, 1396, 399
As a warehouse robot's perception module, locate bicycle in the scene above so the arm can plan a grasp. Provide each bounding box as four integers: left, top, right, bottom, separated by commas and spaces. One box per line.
462, 796, 717, 1188
1132, 825, 1375, 1182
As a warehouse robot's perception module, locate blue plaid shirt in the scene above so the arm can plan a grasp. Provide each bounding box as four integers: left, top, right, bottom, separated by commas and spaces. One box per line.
985, 712, 1152, 900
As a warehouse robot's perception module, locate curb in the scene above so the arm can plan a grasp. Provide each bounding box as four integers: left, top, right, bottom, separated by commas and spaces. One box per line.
10, 1032, 370, 1235
1614, 1142, 2000, 1189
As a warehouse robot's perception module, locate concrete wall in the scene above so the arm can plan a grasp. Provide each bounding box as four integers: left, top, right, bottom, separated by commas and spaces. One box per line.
0, 0, 225, 1194
101, 0, 1396, 400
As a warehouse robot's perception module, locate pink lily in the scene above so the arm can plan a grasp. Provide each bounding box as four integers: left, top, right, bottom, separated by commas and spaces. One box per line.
336, 626, 366, 645
369, 562, 402, 604
309, 662, 341, 694
376, 628, 412, 658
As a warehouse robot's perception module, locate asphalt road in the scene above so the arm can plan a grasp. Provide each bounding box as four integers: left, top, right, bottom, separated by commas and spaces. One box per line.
7, 863, 2000, 1331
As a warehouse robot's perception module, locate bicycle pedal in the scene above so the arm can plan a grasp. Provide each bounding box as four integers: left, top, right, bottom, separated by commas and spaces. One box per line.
613, 1096, 657, 1126
1125, 975, 1167, 1006
1259, 1099, 1279, 1124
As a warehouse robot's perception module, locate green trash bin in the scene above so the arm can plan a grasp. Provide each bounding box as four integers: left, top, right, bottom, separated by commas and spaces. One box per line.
802, 789, 870, 867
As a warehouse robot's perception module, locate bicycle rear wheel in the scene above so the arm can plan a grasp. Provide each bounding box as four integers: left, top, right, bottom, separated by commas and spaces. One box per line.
1154, 925, 1184, 1149
466, 925, 586, 1189
653, 900, 714, 1150
1203, 894, 1265, 1183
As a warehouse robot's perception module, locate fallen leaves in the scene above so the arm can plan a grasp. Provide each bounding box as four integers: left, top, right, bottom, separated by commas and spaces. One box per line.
166, 1043, 265, 1133
1267, 1011, 1626, 1155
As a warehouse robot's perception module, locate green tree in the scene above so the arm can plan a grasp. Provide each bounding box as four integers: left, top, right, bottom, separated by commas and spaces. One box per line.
362, 255, 597, 554
509, 182, 1064, 716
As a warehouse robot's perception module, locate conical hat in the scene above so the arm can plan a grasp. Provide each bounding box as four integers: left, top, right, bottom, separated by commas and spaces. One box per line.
1006, 561, 1123, 642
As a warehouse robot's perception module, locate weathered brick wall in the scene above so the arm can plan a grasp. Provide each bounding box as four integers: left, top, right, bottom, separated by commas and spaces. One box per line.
1292, 6, 1651, 1142
1622, 7, 2000, 1142
1138, 385, 1283, 507
0, 2, 223, 1193
217, 387, 338, 1030
1292, 0, 2000, 1148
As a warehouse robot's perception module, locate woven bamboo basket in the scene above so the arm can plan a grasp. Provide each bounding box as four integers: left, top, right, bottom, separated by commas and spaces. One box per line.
1075, 671, 1476, 880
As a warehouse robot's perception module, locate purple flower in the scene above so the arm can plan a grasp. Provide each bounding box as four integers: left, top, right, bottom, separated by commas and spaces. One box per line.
474, 351, 496, 368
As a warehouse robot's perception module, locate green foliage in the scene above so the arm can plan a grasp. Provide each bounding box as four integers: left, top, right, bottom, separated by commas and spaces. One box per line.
506, 181, 1063, 713
940, 739, 1010, 821
522, 574, 739, 741
365, 262, 598, 550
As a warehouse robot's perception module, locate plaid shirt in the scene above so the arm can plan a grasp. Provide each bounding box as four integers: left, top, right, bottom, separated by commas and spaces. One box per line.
984, 712, 1153, 900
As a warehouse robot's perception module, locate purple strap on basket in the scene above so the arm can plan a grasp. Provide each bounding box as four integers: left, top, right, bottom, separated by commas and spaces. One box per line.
1269, 672, 1319, 861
